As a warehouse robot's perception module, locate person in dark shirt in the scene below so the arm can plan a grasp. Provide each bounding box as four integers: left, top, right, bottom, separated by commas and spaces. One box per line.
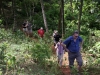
22, 20, 33, 37
22, 21, 28, 36
54, 31, 62, 46
22, 21, 28, 32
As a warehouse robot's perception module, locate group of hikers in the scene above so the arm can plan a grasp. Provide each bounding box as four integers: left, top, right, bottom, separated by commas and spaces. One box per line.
52, 30, 83, 75
22, 20, 44, 38
22, 21, 83, 74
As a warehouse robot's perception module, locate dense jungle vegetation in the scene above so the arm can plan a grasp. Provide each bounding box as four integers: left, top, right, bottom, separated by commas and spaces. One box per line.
0, 0, 100, 75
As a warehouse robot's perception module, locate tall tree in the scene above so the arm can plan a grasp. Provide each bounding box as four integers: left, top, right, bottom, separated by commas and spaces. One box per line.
78, 0, 83, 33
24, 0, 29, 17
1, 0, 8, 28
40, 0, 48, 33
61, 0, 64, 37
58, 7, 62, 33
0, 0, 1, 15
58, 0, 64, 37
12, 0, 16, 31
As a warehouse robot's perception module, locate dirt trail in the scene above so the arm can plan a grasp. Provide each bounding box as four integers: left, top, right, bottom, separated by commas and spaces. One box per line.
51, 45, 71, 75
61, 53, 71, 75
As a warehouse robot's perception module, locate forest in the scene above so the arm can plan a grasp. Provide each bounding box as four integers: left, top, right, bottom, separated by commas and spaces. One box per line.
0, 0, 100, 75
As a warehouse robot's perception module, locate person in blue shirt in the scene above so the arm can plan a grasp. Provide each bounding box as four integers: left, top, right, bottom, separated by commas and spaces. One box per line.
63, 30, 83, 73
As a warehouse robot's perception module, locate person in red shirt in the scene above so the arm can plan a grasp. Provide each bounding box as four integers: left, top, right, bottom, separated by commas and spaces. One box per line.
37, 27, 44, 38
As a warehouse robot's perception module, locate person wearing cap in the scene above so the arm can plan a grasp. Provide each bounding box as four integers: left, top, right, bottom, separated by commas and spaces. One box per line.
37, 27, 45, 38
63, 30, 83, 74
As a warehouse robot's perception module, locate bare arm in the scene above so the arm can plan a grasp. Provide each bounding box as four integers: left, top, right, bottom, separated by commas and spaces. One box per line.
80, 40, 83, 50
62, 43, 69, 52
55, 44, 58, 50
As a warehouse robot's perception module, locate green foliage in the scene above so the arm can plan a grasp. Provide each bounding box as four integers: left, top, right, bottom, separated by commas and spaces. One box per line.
0, 69, 3, 75
0, 41, 9, 74
94, 30, 100, 37
1, 0, 100, 31
0, 19, 2, 25
70, 66, 78, 75
70, 66, 89, 75
82, 68, 89, 75
0, 29, 11, 40
89, 42, 100, 57
0, 41, 8, 66
31, 40, 51, 66
5, 54, 16, 69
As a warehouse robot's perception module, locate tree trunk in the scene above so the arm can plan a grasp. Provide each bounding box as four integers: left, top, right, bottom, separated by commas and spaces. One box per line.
32, 2, 35, 16
0, 0, 1, 15
58, 7, 62, 33
70, 0, 73, 7
27, 4, 31, 23
78, 0, 83, 34
61, 0, 64, 37
12, 0, 16, 31
58, 0, 64, 37
24, 0, 29, 17
40, 0, 48, 33
1, 0, 8, 29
